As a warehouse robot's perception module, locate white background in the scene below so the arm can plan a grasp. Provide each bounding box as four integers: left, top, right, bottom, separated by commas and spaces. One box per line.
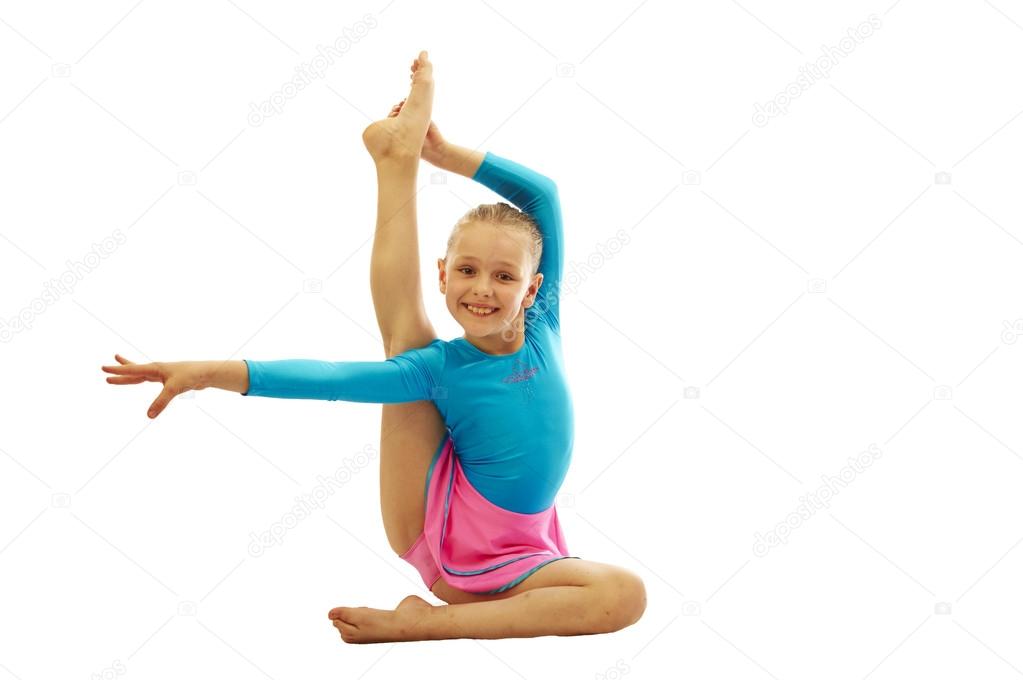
2, 0, 1023, 677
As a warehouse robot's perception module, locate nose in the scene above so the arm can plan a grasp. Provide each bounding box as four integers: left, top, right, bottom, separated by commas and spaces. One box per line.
472, 279, 492, 297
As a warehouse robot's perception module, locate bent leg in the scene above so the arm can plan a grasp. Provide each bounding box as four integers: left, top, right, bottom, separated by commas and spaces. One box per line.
431, 556, 646, 605
331, 559, 647, 642
424, 560, 646, 639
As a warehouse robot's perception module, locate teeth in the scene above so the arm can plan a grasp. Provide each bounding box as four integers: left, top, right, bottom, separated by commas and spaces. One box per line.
466, 304, 495, 316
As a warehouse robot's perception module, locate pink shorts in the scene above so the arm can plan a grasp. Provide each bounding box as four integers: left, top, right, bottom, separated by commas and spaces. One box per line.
399, 431, 577, 595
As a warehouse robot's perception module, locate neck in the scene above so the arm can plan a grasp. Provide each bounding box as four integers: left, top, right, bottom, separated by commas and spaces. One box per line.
463, 310, 526, 355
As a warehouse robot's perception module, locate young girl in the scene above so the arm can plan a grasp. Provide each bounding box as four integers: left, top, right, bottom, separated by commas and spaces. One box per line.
101, 51, 645, 643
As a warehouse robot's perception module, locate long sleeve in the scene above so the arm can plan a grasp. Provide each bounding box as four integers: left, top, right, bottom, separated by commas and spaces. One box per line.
241, 340, 445, 403
472, 151, 564, 333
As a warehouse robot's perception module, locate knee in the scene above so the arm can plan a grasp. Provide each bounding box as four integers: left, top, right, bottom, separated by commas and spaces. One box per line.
591, 568, 647, 633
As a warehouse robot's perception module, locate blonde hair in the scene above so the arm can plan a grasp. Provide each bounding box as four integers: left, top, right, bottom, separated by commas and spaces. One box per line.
445, 202, 543, 276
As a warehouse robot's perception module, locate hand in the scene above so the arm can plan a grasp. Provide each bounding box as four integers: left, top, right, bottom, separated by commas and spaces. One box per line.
101, 354, 207, 419
388, 98, 446, 166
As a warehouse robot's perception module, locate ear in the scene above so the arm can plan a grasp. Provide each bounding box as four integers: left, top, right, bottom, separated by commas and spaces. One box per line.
523, 272, 543, 308
437, 258, 447, 293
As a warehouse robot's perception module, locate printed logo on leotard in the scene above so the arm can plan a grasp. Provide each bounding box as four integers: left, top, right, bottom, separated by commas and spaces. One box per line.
503, 358, 538, 404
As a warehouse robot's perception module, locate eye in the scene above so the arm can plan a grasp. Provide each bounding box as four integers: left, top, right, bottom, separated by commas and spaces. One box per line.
458, 267, 473, 274
499, 273, 514, 281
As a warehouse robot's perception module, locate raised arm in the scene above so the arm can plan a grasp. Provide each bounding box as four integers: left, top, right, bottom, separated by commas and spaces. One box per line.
469, 150, 564, 332
428, 143, 564, 331
389, 99, 564, 332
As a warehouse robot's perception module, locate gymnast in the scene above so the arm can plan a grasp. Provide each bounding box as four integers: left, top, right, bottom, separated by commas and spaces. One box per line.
101, 50, 646, 643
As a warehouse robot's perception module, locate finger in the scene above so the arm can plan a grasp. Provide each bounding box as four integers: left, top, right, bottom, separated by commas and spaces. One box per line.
115, 354, 137, 365
106, 376, 146, 385
147, 386, 177, 418
102, 363, 147, 375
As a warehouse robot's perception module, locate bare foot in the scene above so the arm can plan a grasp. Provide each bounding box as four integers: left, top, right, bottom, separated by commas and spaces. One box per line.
388, 97, 446, 165
362, 50, 435, 160
328, 594, 434, 644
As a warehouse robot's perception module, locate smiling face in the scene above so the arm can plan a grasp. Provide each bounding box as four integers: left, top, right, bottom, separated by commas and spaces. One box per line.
438, 221, 543, 349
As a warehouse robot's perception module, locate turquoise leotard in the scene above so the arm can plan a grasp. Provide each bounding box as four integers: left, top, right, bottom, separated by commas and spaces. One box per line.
242, 151, 571, 515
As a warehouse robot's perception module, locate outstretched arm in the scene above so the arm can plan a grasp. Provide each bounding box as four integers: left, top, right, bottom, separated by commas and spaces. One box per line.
240, 351, 436, 403
102, 354, 249, 418
101, 343, 441, 418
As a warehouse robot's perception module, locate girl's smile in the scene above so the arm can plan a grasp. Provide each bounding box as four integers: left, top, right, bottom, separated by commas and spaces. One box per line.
463, 302, 499, 317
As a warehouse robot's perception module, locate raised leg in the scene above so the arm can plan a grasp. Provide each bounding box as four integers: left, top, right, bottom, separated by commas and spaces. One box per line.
363, 51, 447, 555
329, 558, 647, 642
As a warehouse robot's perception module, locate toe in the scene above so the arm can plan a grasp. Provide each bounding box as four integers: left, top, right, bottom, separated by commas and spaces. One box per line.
328, 606, 351, 620
333, 618, 359, 643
